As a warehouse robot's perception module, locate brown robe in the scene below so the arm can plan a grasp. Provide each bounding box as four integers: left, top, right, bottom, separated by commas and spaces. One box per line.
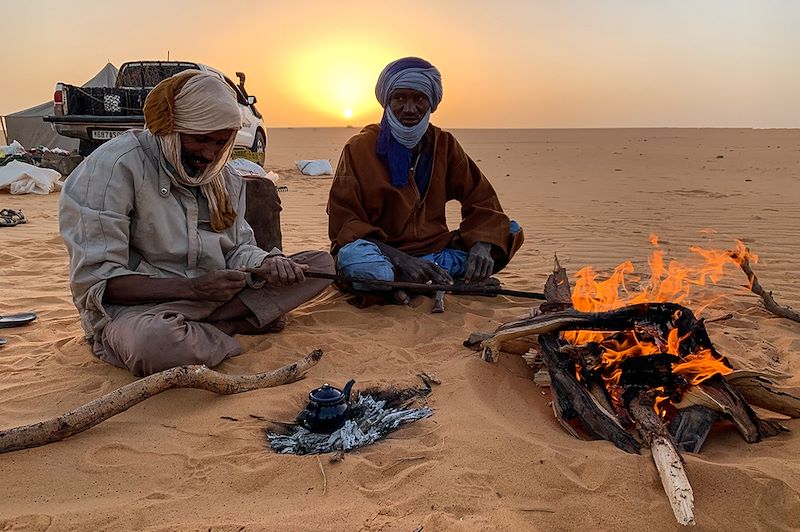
327, 124, 523, 269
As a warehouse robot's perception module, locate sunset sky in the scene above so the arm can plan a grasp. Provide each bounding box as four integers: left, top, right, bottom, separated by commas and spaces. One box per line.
1, 0, 798, 128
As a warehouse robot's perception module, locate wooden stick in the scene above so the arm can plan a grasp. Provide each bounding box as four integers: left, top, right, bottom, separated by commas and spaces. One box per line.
301, 270, 547, 300
730, 249, 800, 323
704, 313, 733, 325
0, 349, 323, 454
725, 371, 800, 418
629, 392, 695, 526
317, 455, 328, 495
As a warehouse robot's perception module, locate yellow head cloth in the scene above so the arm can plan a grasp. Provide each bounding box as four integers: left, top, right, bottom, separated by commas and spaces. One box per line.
143, 71, 243, 231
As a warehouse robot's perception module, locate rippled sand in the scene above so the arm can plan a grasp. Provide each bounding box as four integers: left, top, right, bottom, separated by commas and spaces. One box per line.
1, 128, 798, 530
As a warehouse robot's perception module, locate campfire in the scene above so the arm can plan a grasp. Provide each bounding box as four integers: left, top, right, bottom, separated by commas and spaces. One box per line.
467, 238, 800, 526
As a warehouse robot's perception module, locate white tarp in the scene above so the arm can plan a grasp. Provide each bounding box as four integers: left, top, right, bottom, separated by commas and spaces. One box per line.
295, 159, 333, 176
229, 158, 268, 178
0, 160, 61, 194
2, 63, 118, 150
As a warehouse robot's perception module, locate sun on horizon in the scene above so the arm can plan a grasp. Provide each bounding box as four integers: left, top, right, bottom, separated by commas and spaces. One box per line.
285, 41, 388, 124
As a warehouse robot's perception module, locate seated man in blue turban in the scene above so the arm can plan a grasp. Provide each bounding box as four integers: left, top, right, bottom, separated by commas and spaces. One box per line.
327, 57, 524, 305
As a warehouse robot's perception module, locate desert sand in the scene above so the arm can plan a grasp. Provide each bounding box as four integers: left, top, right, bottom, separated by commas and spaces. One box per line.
1, 128, 799, 530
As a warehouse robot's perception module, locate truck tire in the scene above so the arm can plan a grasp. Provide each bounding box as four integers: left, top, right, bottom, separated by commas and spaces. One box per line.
252, 129, 266, 167
78, 139, 103, 157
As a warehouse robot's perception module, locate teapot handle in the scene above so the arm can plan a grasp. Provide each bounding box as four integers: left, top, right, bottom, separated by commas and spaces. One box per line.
296, 407, 311, 430
341, 379, 356, 402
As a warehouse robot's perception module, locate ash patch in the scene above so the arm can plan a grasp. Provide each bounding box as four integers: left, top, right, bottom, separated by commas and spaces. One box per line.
267, 394, 432, 455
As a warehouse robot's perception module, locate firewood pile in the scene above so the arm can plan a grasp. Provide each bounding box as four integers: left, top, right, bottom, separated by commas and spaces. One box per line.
467, 246, 800, 526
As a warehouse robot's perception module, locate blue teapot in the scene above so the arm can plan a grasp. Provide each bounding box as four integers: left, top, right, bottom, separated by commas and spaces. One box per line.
296, 379, 356, 434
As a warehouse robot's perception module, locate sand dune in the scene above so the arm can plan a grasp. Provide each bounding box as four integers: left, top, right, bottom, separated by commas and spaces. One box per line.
1, 128, 799, 530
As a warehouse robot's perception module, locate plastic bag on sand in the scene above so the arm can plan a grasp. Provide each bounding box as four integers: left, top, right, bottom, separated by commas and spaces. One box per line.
0, 161, 62, 194
295, 159, 333, 176
0, 140, 26, 157
229, 158, 267, 178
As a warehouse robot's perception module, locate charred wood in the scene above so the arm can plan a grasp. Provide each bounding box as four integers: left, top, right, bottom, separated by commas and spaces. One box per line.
725, 371, 800, 418
668, 406, 719, 453
540, 334, 641, 454
541, 254, 574, 312
480, 303, 728, 364
698, 376, 787, 442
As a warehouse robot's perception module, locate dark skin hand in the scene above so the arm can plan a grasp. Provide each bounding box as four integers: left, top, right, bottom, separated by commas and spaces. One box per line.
104, 269, 248, 305
245, 256, 309, 286
104, 257, 308, 307
366, 238, 452, 285
365, 238, 495, 284
464, 242, 494, 283
105, 257, 307, 336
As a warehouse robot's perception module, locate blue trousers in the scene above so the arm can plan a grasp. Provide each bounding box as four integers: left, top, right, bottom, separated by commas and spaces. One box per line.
336, 222, 521, 290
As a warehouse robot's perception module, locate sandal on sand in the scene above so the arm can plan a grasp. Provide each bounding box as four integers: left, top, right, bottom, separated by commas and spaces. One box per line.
0, 209, 26, 224
0, 338, 6, 348
0, 217, 17, 228
0, 312, 37, 329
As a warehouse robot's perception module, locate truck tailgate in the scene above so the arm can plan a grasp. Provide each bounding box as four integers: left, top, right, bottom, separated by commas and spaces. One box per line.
62, 86, 149, 116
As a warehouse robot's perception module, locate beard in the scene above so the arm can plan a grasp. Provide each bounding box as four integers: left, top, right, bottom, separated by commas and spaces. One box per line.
181, 151, 212, 177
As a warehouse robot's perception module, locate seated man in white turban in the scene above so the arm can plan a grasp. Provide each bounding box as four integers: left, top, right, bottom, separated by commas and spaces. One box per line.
327, 57, 524, 305
60, 70, 334, 376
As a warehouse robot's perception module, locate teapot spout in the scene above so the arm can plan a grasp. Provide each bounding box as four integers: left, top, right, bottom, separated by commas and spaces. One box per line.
341, 379, 356, 402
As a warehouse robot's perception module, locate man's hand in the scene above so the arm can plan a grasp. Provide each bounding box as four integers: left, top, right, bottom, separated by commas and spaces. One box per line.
248, 256, 309, 286
464, 242, 494, 283
189, 270, 248, 301
393, 253, 453, 285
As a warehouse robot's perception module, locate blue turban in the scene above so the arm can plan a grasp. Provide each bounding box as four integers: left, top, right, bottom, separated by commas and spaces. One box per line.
375, 57, 443, 187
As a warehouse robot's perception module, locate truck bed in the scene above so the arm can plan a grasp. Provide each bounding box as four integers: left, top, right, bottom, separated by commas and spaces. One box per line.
61, 86, 149, 116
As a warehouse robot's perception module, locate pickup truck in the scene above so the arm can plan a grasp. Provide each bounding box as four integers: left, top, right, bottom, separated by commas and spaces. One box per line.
44, 61, 267, 164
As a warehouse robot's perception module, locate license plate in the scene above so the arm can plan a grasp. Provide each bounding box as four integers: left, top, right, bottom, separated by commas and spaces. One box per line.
91, 130, 125, 140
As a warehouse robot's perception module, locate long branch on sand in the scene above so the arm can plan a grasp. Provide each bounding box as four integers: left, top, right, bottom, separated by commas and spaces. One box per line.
731, 249, 800, 323
0, 349, 323, 454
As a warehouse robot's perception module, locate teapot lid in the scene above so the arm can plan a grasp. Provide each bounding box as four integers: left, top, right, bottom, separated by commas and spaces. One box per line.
309, 383, 343, 404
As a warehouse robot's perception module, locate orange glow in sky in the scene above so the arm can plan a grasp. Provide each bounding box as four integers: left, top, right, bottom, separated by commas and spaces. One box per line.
283, 41, 389, 124
1, 0, 799, 128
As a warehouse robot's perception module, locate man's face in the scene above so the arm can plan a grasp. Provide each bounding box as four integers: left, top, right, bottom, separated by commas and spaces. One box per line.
180, 129, 236, 177
389, 88, 430, 127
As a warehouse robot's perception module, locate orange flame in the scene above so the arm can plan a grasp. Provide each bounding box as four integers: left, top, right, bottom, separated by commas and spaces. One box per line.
673, 349, 732, 386
564, 237, 741, 413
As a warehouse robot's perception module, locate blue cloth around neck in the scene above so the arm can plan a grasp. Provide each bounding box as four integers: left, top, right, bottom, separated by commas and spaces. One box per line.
376, 118, 433, 191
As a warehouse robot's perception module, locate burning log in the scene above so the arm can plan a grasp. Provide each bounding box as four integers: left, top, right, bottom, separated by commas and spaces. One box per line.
724, 370, 800, 418
467, 248, 797, 526
629, 391, 695, 526
539, 334, 641, 453
478, 300, 785, 445
481, 302, 724, 364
